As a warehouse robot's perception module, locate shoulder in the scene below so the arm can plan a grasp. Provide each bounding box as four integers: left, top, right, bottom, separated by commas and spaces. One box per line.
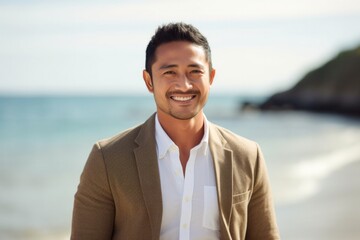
83, 125, 143, 172
96, 124, 142, 151
209, 122, 263, 178
84, 115, 156, 177
209, 122, 259, 154
209, 123, 270, 197
95, 113, 156, 153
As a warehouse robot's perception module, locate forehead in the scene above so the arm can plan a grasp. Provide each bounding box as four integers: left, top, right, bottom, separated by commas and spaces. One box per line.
153, 41, 208, 65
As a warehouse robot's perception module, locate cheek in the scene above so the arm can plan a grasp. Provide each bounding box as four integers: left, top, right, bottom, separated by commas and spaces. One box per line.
198, 80, 212, 91
152, 84, 168, 98
154, 79, 175, 92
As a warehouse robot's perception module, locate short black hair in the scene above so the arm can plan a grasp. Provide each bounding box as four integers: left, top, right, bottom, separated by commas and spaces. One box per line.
145, 22, 212, 77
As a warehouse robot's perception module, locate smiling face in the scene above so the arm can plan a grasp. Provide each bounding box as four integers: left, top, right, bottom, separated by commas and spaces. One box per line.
143, 41, 215, 122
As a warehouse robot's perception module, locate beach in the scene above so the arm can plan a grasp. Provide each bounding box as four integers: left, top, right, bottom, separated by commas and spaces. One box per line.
278, 159, 360, 240
1, 95, 359, 239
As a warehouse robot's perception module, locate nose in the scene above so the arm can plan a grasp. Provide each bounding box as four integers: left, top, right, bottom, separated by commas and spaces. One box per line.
175, 74, 193, 91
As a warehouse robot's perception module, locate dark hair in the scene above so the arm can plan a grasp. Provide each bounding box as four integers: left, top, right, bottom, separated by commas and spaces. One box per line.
145, 22, 212, 77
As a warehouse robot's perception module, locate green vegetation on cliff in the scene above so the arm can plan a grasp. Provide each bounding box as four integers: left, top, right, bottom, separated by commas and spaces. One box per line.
259, 45, 360, 116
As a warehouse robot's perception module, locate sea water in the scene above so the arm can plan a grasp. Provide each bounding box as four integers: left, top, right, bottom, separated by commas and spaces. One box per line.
1, 95, 360, 239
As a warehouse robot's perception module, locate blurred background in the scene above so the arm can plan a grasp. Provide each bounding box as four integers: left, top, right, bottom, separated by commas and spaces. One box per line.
1, 0, 360, 239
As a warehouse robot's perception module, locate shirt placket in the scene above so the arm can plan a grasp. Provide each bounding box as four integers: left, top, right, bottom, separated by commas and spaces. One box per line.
179, 149, 196, 240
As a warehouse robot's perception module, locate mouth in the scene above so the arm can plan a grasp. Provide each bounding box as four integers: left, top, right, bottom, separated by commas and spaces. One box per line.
170, 95, 196, 102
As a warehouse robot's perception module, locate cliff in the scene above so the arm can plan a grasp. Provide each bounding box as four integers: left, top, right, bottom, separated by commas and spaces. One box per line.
258, 45, 360, 116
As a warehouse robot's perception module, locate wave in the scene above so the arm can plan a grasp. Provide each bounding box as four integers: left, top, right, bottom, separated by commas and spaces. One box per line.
278, 140, 360, 205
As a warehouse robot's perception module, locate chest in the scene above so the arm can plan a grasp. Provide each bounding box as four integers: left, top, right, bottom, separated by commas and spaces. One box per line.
158, 147, 220, 239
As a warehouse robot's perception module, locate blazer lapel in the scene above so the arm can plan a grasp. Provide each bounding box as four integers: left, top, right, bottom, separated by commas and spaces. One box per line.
209, 123, 233, 240
132, 118, 233, 239
134, 114, 163, 240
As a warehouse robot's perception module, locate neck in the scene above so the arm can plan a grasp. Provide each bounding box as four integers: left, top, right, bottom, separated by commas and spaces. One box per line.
157, 111, 205, 175
157, 111, 205, 150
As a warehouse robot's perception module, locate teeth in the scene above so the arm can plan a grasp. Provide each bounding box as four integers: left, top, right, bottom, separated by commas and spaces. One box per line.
172, 96, 193, 101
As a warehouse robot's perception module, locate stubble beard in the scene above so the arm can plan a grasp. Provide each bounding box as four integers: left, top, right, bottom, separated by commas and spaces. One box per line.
166, 91, 208, 121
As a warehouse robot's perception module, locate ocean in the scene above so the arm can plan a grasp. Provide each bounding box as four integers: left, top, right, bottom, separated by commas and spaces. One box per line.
1, 95, 360, 240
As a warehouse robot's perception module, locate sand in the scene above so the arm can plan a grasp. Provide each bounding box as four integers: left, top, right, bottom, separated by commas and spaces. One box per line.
276, 159, 360, 240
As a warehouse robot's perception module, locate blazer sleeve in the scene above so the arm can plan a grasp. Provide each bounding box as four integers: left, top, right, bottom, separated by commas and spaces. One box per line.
245, 144, 280, 239
71, 143, 115, 240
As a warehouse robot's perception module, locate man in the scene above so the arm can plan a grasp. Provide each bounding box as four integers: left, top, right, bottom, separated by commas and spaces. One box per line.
71, 22, 280, 240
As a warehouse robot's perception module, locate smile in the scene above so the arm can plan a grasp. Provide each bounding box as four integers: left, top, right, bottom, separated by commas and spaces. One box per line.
170, 95, 195, 102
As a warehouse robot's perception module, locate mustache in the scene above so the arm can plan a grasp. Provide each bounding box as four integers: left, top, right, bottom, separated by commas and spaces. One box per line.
166, 90, 200, 97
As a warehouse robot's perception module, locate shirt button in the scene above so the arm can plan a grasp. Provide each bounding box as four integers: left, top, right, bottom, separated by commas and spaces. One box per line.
182, 223, 188, 229
184, 196, 191, 202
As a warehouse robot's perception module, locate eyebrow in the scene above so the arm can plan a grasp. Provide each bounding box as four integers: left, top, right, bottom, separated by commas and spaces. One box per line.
158, 64, 177, 70
158, 63, 204, 70
188, 63, 204, 69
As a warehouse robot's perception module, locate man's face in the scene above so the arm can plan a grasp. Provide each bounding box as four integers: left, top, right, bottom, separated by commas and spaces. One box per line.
143, 41, 215, 121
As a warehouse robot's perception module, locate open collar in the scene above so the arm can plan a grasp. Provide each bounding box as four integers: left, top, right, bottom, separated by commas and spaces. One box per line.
154, 113, 210, 159
134, 114, 233, 240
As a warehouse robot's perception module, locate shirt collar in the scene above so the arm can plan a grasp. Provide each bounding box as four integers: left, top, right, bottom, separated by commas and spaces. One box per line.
155, 114, 209, 159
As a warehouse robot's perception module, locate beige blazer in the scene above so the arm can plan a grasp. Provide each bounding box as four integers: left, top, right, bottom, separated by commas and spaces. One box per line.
71, 114, 280, 239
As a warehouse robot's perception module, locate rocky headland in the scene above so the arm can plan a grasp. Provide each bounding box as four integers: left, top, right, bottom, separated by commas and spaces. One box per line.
249, 45, 360, 117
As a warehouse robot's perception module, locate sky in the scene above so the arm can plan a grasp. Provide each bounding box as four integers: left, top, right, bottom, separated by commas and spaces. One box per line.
1, 0, 360, 96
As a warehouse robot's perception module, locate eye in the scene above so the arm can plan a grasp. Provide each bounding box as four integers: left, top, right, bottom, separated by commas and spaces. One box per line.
164, 70, 176, 75
190, 69, 204, 74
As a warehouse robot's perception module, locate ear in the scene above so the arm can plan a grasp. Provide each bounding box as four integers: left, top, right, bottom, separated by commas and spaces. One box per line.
143, 70, 153, 92
209, 68, 216, 86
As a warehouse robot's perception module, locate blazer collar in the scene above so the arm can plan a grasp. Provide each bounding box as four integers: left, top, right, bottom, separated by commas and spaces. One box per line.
134, 114, 163, 240
209, 123, 233, 240
133, 115, 233, 240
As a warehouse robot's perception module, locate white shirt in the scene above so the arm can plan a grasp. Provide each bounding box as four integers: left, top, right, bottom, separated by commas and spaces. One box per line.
155, 114, 220, 240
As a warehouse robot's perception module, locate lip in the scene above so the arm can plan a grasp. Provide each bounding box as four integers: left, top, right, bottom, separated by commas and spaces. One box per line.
170, 95, 196, 102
